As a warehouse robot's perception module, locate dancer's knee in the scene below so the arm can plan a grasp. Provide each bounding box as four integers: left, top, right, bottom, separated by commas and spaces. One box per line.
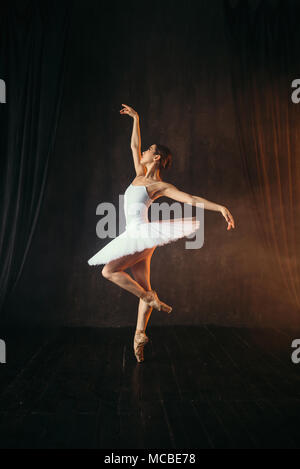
102, 265, 113, 279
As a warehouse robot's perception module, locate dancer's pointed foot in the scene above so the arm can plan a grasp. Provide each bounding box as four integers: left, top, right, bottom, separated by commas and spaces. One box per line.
141, 289, 172, 314
134, 329, 149, 363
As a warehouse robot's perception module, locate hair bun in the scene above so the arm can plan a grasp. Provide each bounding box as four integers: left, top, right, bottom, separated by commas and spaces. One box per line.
156, 143, 172, 171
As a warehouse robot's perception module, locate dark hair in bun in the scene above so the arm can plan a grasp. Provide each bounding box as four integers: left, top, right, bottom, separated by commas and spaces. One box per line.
154, 143, 172, 171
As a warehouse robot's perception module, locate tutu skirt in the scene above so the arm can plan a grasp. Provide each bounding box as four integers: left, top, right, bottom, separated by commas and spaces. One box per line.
87, 216, 200, 266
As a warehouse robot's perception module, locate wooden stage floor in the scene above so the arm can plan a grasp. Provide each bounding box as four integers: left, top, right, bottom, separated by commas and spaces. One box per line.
0, 325, 300, 448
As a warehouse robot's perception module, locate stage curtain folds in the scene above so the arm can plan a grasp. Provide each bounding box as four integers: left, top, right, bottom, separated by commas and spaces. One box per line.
224, 0, 300, 313
0, 0, 71, 315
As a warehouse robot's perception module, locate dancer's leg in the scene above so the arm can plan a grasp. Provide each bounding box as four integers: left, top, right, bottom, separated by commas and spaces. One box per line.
102, 247, 172, 313
101, 248, 154, 299
130, 248, 156, 362
130, 248, 156, 333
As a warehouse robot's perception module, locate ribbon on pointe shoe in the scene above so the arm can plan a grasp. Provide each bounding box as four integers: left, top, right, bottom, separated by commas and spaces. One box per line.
141, 290, 161, 311
134, 330, 149, 363
141, 290, 172, 314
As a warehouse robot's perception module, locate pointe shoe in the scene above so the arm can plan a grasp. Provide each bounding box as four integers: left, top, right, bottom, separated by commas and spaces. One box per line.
141, 290, 172, 314
134, 330, 149, 363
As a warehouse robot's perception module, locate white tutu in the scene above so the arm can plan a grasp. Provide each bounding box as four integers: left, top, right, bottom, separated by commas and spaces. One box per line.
87, 216, 200, 265
87, 183, 200, 266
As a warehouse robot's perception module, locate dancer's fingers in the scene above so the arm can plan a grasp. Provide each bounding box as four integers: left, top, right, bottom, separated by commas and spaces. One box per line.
122, 104, 133, 112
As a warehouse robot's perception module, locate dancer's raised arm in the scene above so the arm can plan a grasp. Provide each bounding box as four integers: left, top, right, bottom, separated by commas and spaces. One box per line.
161, 183, 236, 230
120, 103, 145, 177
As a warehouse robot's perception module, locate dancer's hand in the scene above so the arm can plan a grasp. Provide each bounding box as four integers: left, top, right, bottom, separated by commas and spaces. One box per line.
120, 103, 139, 119
220, 206, 235, 230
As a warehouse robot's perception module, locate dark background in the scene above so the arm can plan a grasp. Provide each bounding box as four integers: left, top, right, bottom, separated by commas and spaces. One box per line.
1, 0, 299, 328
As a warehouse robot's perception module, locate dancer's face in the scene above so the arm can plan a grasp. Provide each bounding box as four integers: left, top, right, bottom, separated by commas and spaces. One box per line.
141, 144, 160, 165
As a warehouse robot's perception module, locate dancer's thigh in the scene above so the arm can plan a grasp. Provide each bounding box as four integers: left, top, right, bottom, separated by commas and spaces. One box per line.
103, 247, 155, 275
129, 247, 156, 291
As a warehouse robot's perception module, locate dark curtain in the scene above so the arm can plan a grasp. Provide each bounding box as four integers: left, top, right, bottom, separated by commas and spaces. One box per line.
224, 0, 300, 313
0, 0, 71, 315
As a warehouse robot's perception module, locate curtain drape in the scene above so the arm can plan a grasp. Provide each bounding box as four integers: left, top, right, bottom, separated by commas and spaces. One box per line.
223, 0, 300, 313
0, 0, 71, 315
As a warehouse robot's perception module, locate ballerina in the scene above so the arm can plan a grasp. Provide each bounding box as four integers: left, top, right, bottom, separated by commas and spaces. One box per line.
88, 104, 235, 362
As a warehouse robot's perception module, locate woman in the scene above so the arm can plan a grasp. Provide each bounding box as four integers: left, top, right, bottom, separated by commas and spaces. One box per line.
88, 104, 235, 362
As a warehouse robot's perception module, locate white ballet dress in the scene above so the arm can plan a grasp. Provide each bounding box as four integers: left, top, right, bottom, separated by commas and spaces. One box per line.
87, 183, 200, 266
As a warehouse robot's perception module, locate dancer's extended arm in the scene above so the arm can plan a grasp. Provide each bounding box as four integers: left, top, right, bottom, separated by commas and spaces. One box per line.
120, 103, 144, 177
162, 184, 236, 230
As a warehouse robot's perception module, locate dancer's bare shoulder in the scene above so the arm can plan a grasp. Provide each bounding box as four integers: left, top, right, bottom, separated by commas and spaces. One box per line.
131, 176, 192, 202
152, 181, 194, 204
148, 181, 172, 200
131, 177, 168, 200
152, 181, 176, 199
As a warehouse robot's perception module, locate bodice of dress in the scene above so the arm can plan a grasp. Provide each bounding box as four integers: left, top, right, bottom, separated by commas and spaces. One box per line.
124, 184, 153, 227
